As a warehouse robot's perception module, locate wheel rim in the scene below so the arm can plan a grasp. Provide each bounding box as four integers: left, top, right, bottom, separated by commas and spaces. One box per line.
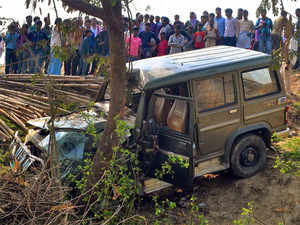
239, 147, 259, 167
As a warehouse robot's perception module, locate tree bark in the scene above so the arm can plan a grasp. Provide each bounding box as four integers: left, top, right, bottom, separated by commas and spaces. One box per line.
60, 0, 128, 185
89, 1, 128, 185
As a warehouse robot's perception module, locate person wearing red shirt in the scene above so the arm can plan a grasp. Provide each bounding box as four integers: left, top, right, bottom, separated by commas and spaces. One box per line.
157, 32, 169, 56
193, 24, 206, 49
126, 26, 142, 61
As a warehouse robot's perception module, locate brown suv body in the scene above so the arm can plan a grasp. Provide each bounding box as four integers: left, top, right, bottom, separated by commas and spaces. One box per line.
131, 46, 289, 194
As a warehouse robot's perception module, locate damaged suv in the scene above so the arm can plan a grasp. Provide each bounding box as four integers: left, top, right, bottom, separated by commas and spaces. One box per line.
10, 46, 289, 194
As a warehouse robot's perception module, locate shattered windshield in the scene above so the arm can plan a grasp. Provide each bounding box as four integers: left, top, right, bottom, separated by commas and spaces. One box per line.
40, 131, 87, 161
40, 131, 88, 178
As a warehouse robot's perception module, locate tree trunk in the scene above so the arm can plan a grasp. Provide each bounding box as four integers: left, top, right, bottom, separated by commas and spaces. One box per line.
88, 2, 127, 186
25, 0, 128, 187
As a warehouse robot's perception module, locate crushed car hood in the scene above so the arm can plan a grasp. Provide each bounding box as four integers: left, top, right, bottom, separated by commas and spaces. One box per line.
27, 102, 136, 130
27, 110, 106, 130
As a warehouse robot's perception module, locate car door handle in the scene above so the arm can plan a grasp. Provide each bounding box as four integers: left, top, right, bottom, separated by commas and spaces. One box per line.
229, 109, 238, 114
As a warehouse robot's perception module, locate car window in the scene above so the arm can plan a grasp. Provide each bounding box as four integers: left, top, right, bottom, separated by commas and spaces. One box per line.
242, 68, 280, 100
194, 75, 235, 112
41, 131, 87, 161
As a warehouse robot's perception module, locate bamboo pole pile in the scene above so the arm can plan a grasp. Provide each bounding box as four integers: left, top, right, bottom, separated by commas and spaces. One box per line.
0, 75, 104, 142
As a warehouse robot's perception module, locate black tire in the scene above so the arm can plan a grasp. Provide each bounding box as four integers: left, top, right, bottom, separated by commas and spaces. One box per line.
230, 134, 266, 178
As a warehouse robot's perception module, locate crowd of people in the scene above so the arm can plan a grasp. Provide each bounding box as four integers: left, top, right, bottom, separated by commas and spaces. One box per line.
1, 7, 300, 75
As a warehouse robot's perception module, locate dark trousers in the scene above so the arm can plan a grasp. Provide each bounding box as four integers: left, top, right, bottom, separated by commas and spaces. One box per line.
72, 51, 80, 75
77, 56, 89, 76
64, 57, 71, 75
5, 48, 17, 74
224, 37, 236, 47
85, 63, 90, 75
43, 50, 51, 74
216, 37, 224, 46
64, 50, 80, 75
90, 59, 98, 75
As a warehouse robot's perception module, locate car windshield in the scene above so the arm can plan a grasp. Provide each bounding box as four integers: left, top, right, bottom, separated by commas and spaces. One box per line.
40, 131, 87, 161
40, 131, 88, 179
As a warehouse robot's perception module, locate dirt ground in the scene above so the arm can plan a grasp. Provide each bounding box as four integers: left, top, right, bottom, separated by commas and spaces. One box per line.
140, 156, 300, 225
192, 159, 300, 225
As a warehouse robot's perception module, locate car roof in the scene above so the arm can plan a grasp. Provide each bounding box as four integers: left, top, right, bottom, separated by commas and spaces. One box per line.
131, 46, 272, 90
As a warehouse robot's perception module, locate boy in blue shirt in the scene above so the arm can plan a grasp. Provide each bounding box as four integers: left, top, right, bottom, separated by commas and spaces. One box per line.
77, 30, 95, 75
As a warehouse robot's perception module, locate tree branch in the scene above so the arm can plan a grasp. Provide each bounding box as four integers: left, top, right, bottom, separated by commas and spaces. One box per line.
101, 0, 122, 30
61, 0, 106, 20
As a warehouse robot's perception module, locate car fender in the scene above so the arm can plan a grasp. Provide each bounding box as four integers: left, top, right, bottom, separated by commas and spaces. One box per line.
223, 123, 272, 166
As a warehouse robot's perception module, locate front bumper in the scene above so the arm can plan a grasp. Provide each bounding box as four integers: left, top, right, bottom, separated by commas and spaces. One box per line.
9, 132, 44, 173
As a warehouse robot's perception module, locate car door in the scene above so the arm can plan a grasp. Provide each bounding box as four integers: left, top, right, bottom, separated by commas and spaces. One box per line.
191, 72, 241, 158
240, 67, 286, 131
145, 91, 195, 189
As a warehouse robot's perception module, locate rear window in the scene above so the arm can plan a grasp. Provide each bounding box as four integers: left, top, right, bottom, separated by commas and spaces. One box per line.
242, 68, 280, 100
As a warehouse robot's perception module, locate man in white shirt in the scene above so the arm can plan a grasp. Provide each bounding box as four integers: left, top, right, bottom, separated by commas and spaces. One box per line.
224, 8, 239, 46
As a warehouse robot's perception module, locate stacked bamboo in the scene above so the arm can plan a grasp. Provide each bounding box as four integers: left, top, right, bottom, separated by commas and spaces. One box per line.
0, 75, 104, 142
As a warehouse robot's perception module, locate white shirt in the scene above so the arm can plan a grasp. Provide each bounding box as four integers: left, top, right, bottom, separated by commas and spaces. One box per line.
50, 27, 62, 47
224, 17, 238, 37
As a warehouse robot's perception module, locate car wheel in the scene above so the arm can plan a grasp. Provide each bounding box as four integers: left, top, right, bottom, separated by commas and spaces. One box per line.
230, 134, 266, 178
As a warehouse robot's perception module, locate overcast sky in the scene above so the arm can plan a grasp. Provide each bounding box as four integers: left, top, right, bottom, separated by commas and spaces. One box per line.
1, 0, 299, 24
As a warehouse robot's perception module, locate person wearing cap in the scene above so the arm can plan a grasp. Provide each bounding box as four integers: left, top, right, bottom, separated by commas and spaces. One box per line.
126, 26, 142, 61
3, 23, 19, 74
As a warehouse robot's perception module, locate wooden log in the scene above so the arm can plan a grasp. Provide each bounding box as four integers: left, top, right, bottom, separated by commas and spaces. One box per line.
0, 118, 14, 137
54, 89, 91, 101
33, 83, 100, 89
0, 109, 28, 131
0, 95, 43, 115
11, 112, 28, 131
0, 129, 10, 141
0, 105, 35, 121
0, 74, 104, 82
3, 95, 49, 113
0, 87, 48, 102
